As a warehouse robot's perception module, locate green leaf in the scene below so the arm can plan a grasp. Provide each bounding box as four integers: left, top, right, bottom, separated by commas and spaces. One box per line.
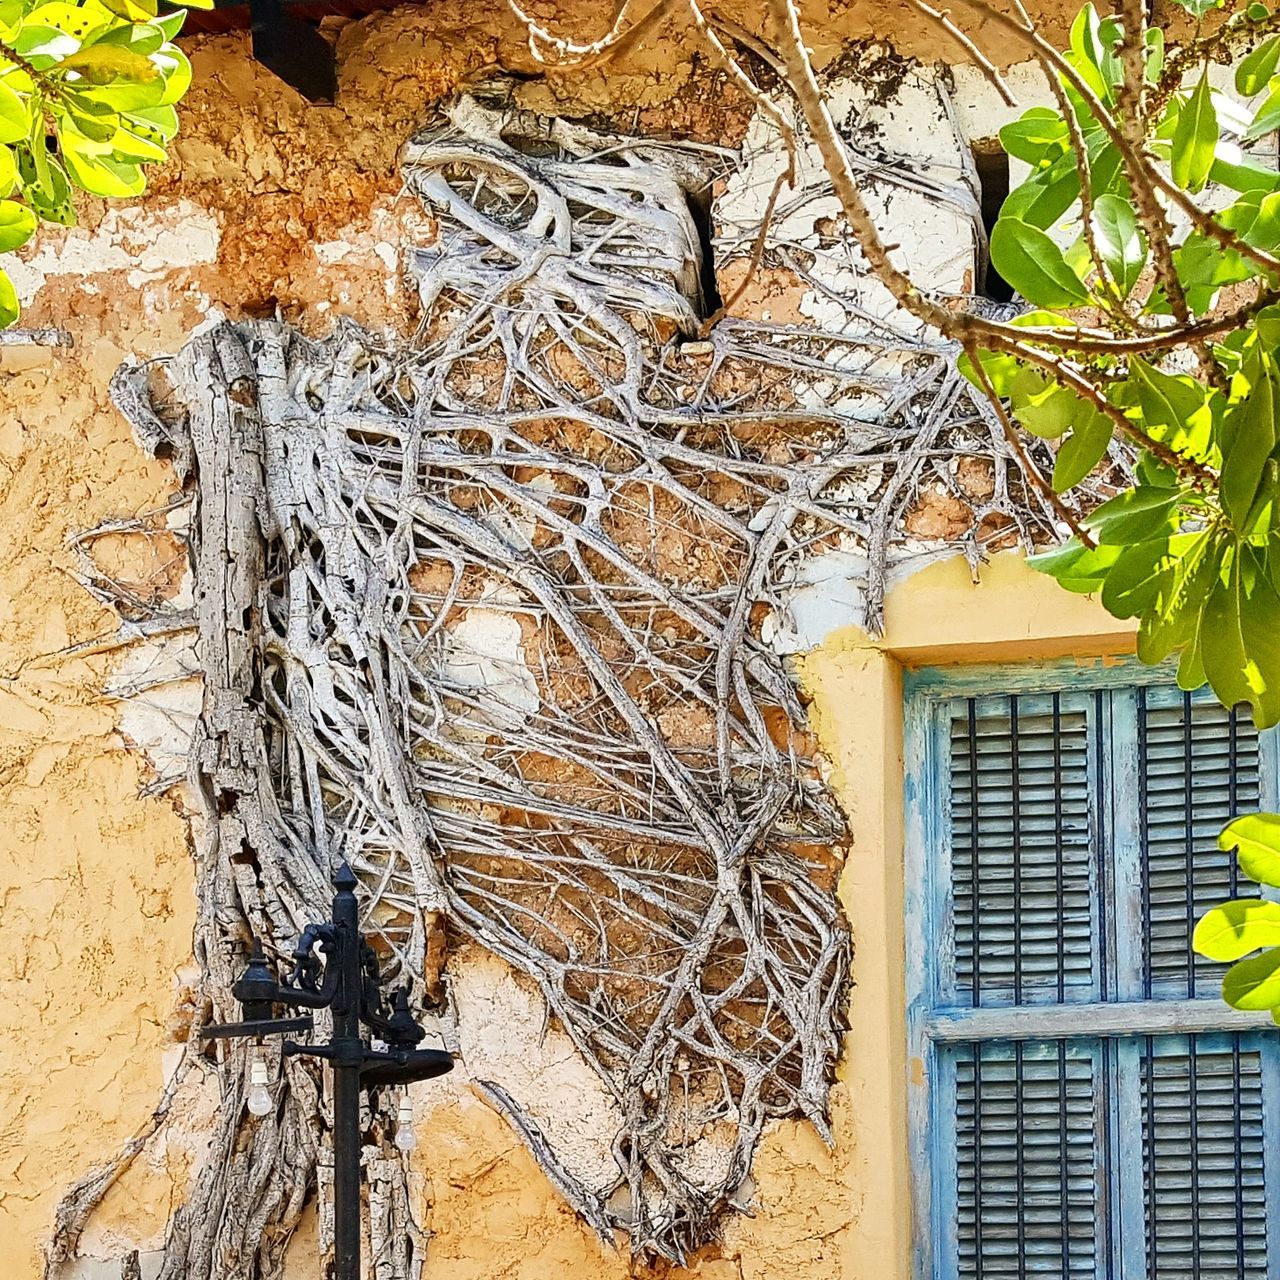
1201, 543, 1280, 728
0, 197, 36, 252
1128, 359, 1214, 460
1010, 373, 1084, 439
0, 144, 16, 198
1174, 232, 1252, 312
151, 9, 186, 40
151, 45, 191, 106
1081, 484, 1185, 545
1145, 26, 1164, 81
58, 44, 161, 86
1195, 899, 1280, 962
1083, 126, 1126, 200
1052, 410, 1112, 490
958, 346, 1022, 397
17, 129, 69, 217
1100, 532, 1196, 618
24, 2, 109, 41
0, 265, 19, 328
1210, 153, 1280, 195
59, 127, 145, 197
17, 145, 74, 223
1221, 812, 1280, 886
1246, 78, 1280, 141
92, 21, 165, 56
1000, 151, 1081, 230
1234, 190, 1280, 251
1171, 75, 1218, 194
125, 102, 177, 143
1136, 531, 1224, 665
12, 25, 79, 67
1027, 538, 1124, 592
95, 0, 159, 18
1238, 35, 1280, 95
1222, 946, 1280, 1009
990, 216, 1090, 308
1178, 620, 1208, 690
1220, 353, 1278, 527
1067, 4, 1117, 101
999, 108, 1067, 166
104, 117, 167, 163
1173, 0, 1225, 14
1090, 193, 1146, 295
0, 78, 29, 145
55, 93, 117, 142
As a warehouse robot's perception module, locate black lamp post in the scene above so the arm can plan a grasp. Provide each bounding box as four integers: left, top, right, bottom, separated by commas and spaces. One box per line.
202, 862, 454, 1280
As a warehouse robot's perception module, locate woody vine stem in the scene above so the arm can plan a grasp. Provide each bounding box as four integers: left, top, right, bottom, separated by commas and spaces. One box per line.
43, 83, 1113, 1275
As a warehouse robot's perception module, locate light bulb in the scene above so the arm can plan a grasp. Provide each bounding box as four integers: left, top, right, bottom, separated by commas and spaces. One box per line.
394, 1095, 417, 1152
246, 1050, 273, 1117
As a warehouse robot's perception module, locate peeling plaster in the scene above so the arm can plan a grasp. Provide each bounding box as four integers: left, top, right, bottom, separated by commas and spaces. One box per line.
5, 201, 219, 304
717, 65, 981, 337
441, 590, 540, 730
418, 950, 625, 1194
4, 9, 1098, 1278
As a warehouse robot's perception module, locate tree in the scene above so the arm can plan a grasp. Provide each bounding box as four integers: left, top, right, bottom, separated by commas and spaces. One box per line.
505, 0, 1280, 1018
0, 0, 205, 328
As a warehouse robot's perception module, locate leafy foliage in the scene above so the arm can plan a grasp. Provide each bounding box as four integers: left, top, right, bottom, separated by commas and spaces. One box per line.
961, 0, 1280, 1016
0, 0, 206, 325
1195, 814, 1280, 1017
955, 2, 1280, 729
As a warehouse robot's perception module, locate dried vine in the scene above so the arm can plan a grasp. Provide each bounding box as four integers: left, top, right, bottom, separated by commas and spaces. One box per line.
51, 90, 1108, 1276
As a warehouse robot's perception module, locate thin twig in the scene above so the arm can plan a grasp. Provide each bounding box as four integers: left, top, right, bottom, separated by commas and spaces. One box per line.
908, 0, 1017, 106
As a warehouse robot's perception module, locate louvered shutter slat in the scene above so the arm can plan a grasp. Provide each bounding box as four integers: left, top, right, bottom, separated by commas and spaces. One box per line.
1139, 690, 1263, 995
956, 1044, 1099, 1278
1141, 1043, 1269, 1278
950, 694, 1096, 1005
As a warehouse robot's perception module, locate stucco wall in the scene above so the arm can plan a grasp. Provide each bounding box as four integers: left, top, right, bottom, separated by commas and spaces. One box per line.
0, 3, 1130, 1278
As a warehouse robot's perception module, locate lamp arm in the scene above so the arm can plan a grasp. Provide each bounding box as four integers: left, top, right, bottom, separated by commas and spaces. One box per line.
280, 922, 343, 1009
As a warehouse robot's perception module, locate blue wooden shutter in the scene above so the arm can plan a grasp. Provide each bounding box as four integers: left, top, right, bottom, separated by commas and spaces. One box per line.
907, 665, 1280, 1280
1140, 1038, 1270, 1278
955, 1042, 1101, 1278
948, 693, 1098, 1007
1137, 688, 1264, 998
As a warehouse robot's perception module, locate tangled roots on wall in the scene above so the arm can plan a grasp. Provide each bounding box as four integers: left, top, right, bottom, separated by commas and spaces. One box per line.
50, 91, 1102, 1275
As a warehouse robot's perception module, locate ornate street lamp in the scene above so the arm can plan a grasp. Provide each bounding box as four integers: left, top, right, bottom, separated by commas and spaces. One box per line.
202, 862, 454, 1280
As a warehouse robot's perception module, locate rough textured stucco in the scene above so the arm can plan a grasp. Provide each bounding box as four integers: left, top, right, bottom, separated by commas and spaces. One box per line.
0, 2, 1122, 1276
0, 336, 196, 1278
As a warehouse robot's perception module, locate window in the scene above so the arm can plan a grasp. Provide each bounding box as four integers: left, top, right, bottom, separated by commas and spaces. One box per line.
905, 662, 1280, 1280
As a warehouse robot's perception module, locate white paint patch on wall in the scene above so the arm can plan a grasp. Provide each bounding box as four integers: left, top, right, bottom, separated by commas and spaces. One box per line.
441, 588, 540, 730
4, 200, 219, 304
949, 60, 1053, 142
716, 63, 982, 339
417, 948, 626, 1193
312, 194, 438, 298
108, 632, 202, 787
763, 545, 958, 654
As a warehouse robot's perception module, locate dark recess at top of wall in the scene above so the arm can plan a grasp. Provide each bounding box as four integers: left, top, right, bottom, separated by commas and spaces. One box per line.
180, 0, 406, 35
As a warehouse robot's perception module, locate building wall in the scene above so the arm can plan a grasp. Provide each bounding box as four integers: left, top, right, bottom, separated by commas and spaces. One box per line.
0, 3, 1123, 1277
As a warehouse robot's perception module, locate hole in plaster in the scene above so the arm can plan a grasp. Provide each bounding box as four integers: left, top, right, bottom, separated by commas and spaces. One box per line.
972, 145, 1014, 304
686, 182, 724, 320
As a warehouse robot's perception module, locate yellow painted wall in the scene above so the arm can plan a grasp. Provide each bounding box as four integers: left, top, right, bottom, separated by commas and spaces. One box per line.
0, 5, 1129, 1278
797, 551, 1137, 1280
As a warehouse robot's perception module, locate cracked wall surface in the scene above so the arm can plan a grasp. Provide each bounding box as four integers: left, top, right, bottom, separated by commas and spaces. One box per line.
0, 3, 1107, 1278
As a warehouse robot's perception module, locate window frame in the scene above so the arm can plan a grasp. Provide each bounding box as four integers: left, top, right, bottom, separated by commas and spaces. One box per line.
903, 656, 1280, 1280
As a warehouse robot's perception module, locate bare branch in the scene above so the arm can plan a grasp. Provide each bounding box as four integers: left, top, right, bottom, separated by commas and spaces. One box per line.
908, 0, 1018, 106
